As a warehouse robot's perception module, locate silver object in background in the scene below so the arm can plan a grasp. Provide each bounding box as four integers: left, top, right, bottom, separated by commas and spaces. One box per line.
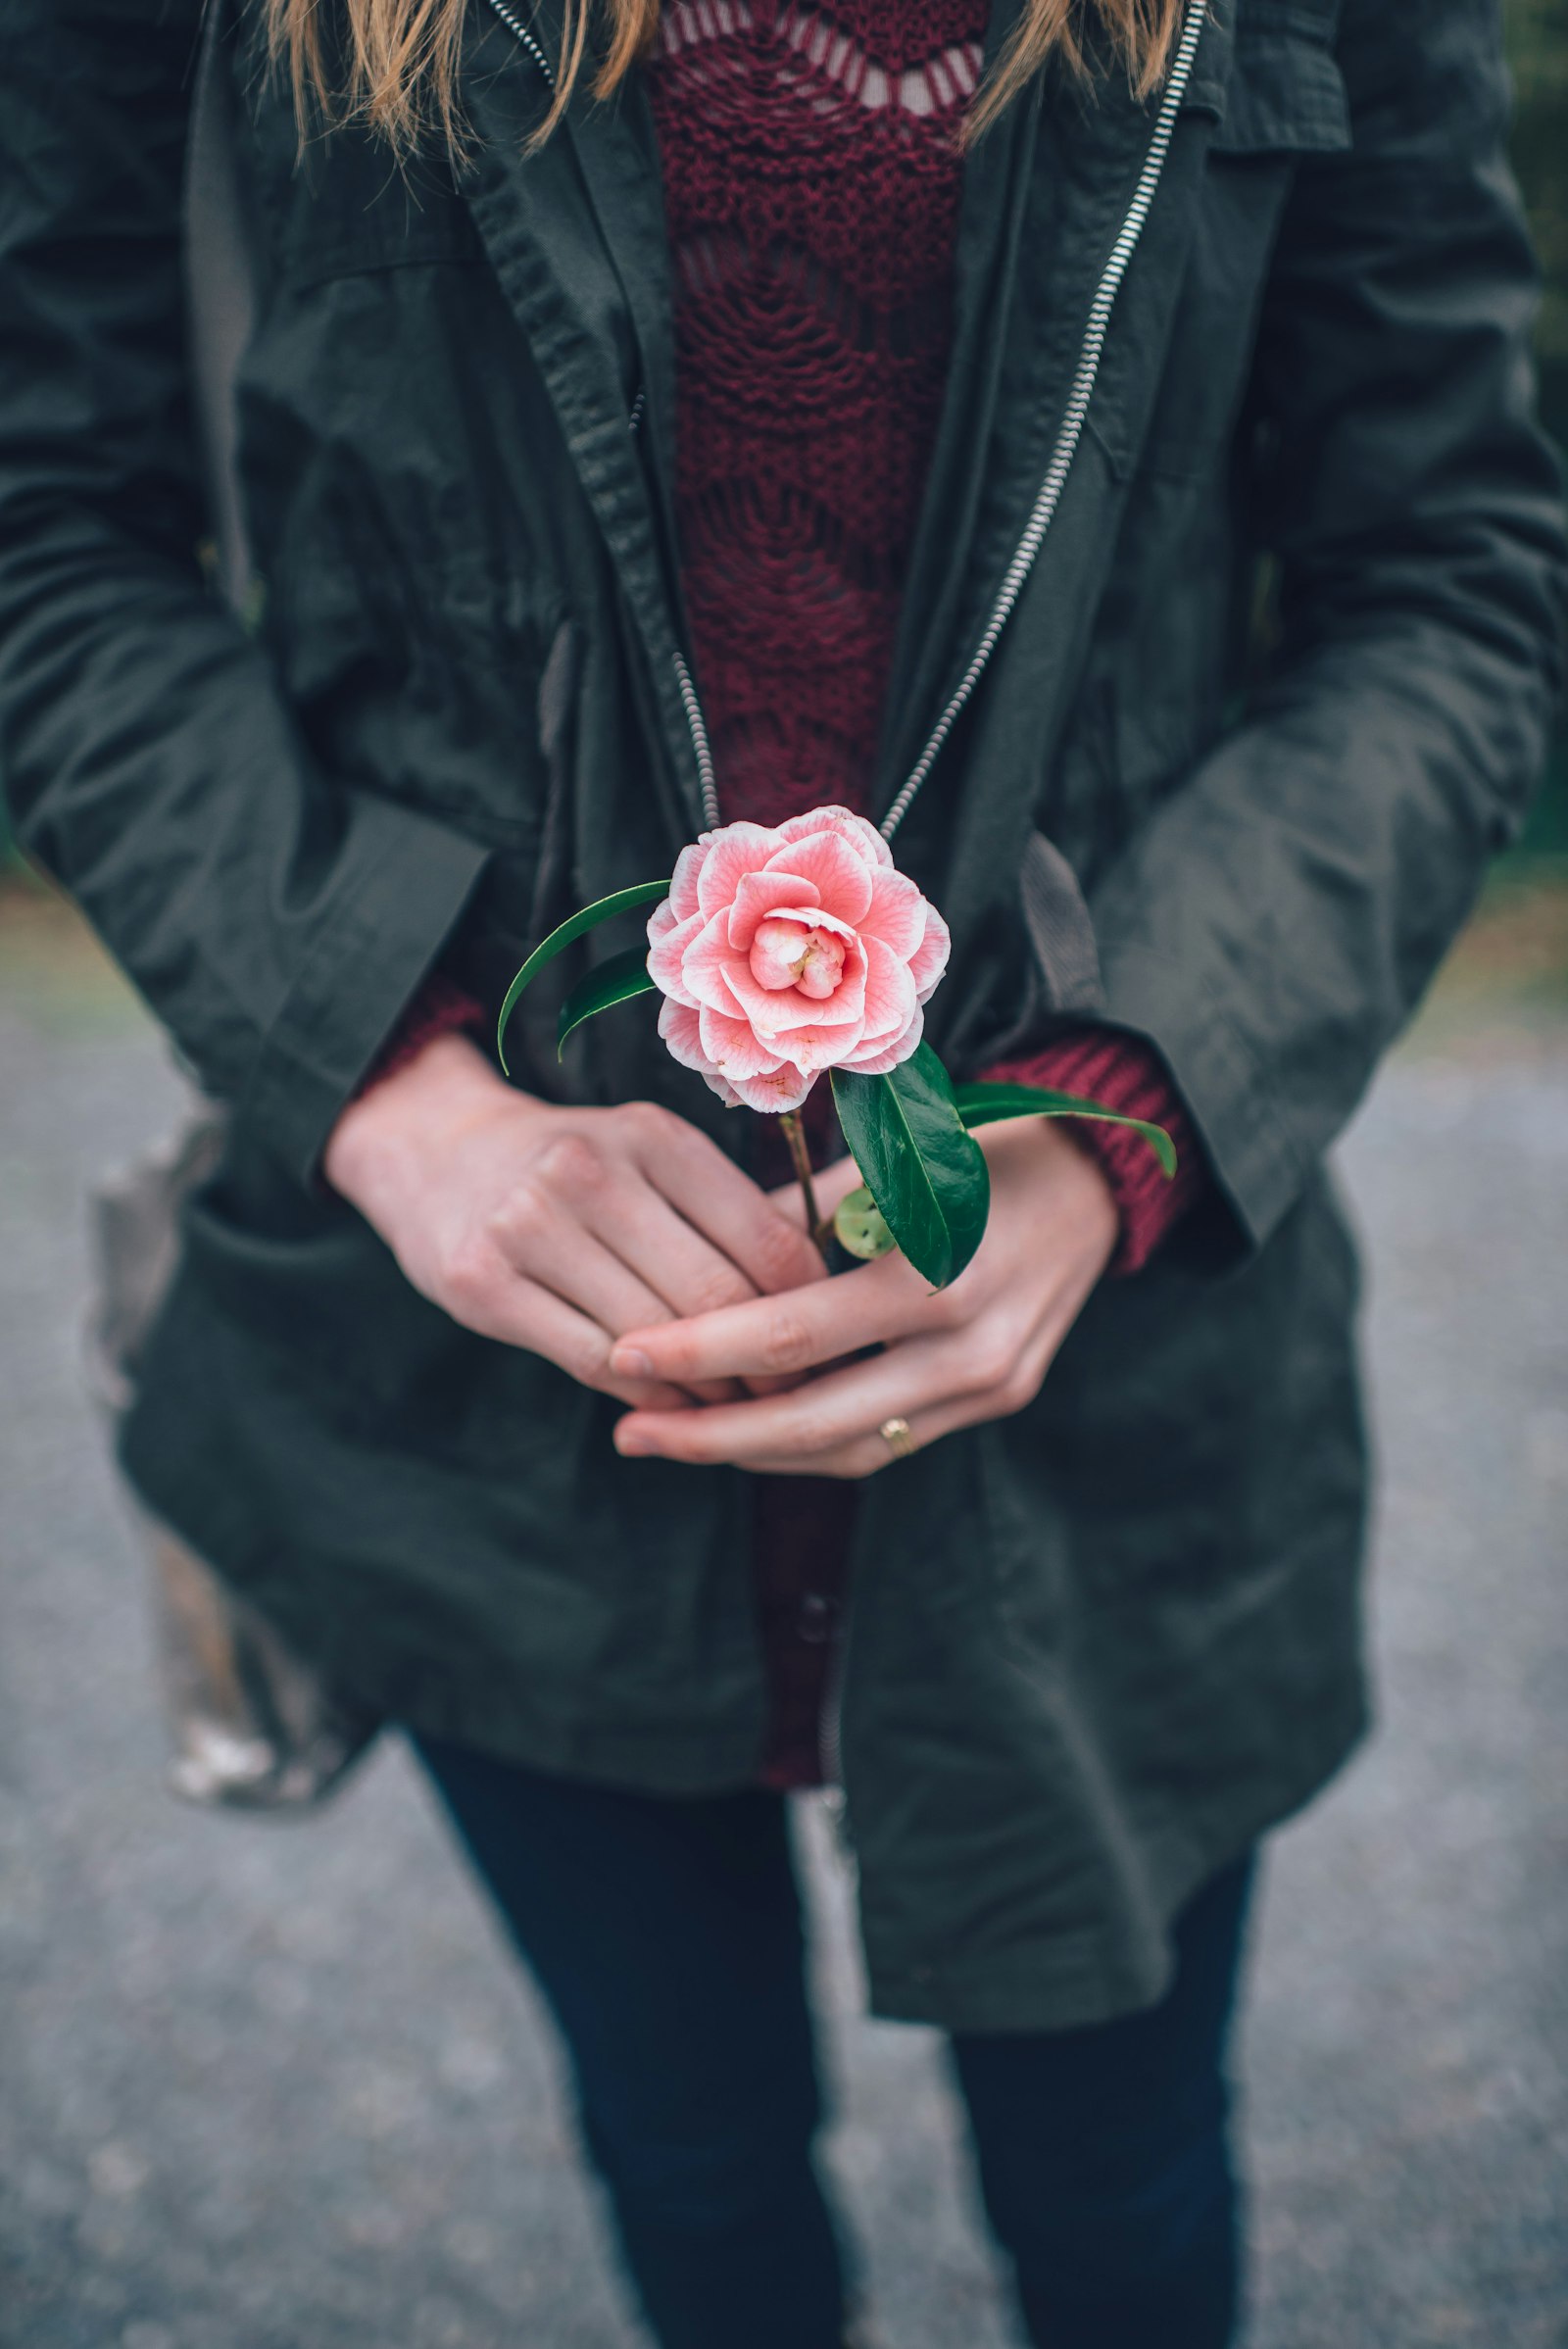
86, 1104, 379, 1811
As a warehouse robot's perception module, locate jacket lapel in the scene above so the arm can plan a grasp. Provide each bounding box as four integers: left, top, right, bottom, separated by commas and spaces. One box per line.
876, 1, 1236, 824
459, 2, 701, 844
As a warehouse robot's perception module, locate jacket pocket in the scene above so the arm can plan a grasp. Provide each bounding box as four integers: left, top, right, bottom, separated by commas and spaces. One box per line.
261, 459, 561, 846
242, 62, 485, 291
1210, 16, 1352, 160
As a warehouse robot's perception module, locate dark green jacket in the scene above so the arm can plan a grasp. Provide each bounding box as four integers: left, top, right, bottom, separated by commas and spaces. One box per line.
1, 0, 1562, 2029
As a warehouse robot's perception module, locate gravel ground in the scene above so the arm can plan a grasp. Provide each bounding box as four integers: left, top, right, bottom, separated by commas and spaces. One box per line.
1, 909, 1564, 2349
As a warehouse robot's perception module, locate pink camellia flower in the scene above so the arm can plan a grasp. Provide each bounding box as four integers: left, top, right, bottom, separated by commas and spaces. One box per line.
646, 806, 951, 1113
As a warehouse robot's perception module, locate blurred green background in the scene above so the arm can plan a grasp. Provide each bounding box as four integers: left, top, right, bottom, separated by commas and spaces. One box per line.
2, 10, 1565, 866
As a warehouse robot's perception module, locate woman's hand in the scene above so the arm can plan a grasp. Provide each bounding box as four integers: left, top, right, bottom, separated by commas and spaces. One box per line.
323, 1033, 828, 1411
605, 1117, 1120, 1475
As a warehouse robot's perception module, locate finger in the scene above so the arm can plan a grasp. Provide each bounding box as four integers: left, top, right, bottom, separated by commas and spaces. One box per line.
582, 1181, 760, 1320
569, 1179, 783, 1398
612, 1327, 1005, 1468
720, 1389, 995, 1479
632, 1105, 829, 1297
450, 1265, 694, 1412
610, 1248, 937, 1391
492, 1205, 736, 1404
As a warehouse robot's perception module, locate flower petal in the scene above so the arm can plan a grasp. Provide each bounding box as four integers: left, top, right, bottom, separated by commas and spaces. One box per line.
727, 1061, 815, 1114
858, 865, 928, 960
728, 865, 820, 951
657, 995, 708, 1070
698, 1003, 793, 1082
858, 932, 917, 1045
680, 907, 754, 1014
721, 936, 867, 1036
696, 821, 784, 919
668, 840, 707, 924
760, 829, 873, 925
773, 805, 893, 868
906, 899, 951, 1003
647, 906, 706, 1007
748, 916, 850, 1001
659, 997, 743, 1105
764, 1013, 868, 1074
844, 1003, 923, 1075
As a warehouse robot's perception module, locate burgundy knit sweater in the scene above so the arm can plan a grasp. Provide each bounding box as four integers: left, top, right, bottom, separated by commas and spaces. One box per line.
368, 0, 1203, 1788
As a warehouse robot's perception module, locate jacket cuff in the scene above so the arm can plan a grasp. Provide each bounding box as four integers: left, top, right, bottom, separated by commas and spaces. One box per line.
1094, 943, 1306, 1259
353, 973, 487, 1100
237, 797, 492, 1188
977, 1029, 1206, 1275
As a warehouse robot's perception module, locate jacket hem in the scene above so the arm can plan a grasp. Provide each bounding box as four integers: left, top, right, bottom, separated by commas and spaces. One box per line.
118, 1395, 771, 1806
392, 1693, 767, 1801
860, 1686, 1370, 2034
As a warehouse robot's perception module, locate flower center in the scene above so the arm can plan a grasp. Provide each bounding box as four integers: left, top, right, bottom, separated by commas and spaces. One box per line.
749, 917, 847, 1001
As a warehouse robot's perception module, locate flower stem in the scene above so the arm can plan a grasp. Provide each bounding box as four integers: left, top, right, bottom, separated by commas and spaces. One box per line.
778, 1109, 831, 1255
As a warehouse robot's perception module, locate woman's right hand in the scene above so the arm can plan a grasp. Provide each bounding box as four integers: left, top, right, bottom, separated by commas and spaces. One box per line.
322, 1032, 827, 1410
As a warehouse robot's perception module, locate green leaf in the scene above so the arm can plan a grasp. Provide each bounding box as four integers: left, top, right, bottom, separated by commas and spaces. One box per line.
556, 948, 659, 1059
497, 880, 670, 1075
955, 1081, 1177, 1180
831, 1043, 991, 1289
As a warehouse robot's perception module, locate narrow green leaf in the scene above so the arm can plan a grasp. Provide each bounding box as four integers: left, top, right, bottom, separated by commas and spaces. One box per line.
497, 879, 670, 1075
955, 1081, 1177, 1179
832, 1043, 991, 1289
556, 948, 659, 1059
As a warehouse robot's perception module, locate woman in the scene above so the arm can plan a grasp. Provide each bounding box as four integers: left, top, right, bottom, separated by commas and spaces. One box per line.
0, 0, 1561, 2341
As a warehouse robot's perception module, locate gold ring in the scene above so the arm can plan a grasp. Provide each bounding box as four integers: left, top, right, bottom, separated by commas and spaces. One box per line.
878, 1416, 917, 1461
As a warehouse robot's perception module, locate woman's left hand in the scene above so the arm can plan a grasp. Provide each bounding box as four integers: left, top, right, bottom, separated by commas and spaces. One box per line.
608, 1118, 1119, 1477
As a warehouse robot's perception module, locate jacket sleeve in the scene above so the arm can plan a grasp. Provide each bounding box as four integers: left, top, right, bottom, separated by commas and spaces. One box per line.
1088, 0, 1567, 1256
0, 1, 491, 1185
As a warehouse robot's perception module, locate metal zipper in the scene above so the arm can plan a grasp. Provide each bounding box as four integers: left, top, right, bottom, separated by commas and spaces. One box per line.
672, 650, 721, 827
878, 0, 1208, 842
483, 0, 1208, 850
483, 0, 557, 90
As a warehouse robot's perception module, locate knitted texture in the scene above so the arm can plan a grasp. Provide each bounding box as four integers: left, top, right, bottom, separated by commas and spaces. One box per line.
646, 0, 990, 823
353, 973, 484, 1098
980, 1029, 1205, 1275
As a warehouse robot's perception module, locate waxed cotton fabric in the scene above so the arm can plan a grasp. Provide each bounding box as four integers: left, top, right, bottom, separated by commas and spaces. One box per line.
0, 0, 1562, 2030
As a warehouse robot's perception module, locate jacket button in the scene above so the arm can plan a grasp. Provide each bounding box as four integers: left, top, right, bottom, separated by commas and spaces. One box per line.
798, 1591, 833, 1644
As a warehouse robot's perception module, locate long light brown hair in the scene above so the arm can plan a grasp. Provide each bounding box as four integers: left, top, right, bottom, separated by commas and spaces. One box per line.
266, 0, 1185, 158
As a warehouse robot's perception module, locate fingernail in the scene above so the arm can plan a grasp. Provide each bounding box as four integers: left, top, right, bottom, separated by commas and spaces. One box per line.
614, 1425, 651, 1456
611, 1346, 654, 1380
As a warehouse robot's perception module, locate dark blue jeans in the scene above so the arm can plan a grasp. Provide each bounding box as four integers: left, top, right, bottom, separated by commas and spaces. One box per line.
414, 1734, 1255, 2349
